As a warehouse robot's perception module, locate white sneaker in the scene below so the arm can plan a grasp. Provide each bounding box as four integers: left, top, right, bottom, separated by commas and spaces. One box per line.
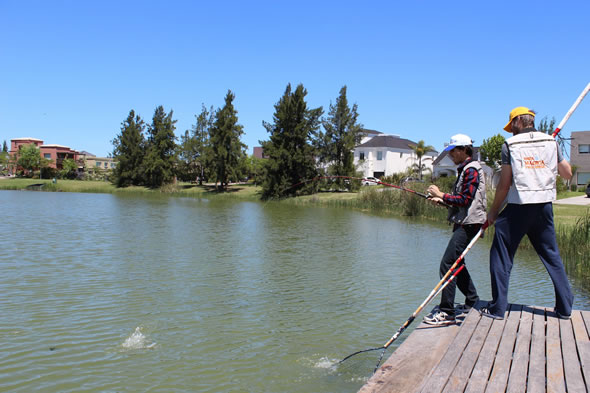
423, 311, 456, 326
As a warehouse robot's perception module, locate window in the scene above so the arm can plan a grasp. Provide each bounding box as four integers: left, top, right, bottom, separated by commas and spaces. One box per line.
96, 162, 101, 167
579, 144, 590, 154
359, 152, 365, 160
578, 172, 590, 185
377, 151, 383, 160
44, 153, 51, 159
104, 162, 108, 168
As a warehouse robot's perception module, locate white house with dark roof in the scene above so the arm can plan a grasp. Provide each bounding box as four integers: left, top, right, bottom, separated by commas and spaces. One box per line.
354, 130, 438, 178
431, 147, 495, 186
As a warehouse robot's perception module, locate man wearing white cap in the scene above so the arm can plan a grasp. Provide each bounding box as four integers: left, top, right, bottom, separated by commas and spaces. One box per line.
423, 134, 487, 325
480, 107, 574, 320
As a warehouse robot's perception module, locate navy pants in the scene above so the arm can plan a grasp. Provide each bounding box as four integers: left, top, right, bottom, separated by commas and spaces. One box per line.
487, 203, 574, 318
439, 224, 481, 317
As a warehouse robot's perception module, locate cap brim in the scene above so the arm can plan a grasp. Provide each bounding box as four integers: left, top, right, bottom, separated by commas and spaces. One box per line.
503, 121, 512, 132
443, 144, 456, 152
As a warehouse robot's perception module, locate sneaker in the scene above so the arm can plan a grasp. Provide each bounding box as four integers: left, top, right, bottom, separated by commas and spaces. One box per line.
554, 309, 571, 320
455, 304, 473, 315
423, 311, 456, 326
479, 306, 504, 320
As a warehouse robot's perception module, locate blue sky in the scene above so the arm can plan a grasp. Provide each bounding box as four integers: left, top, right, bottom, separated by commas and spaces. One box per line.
1, 1, 589, 157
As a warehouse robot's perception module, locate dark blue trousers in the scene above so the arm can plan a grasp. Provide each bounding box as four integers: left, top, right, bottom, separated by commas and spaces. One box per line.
439, 224, 480, 317
487, 203, 574, 318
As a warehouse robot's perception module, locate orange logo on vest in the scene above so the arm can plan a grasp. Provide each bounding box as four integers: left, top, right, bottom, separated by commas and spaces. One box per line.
523, 156, 546, 169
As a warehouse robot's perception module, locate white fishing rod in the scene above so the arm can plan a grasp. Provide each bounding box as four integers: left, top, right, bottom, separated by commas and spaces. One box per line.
552, 82, 590, 138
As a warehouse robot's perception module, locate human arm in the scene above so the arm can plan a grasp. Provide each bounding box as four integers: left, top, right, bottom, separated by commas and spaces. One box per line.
487, 164, 512, 226
558, 159, 572, 180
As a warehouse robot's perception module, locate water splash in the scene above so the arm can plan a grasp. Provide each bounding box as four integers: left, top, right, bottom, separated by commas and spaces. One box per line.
121, 326, 156, 349
314, 357, 338, 370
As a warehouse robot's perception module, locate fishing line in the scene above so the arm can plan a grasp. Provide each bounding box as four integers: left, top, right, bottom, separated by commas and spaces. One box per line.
286, 175, 450, 208
337, 223, 487, 374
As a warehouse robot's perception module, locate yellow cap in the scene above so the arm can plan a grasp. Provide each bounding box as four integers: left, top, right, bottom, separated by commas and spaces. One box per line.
504, 106, 536, 132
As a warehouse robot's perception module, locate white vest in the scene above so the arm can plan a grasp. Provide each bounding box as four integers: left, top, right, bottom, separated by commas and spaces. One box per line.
506, 131, 558, 204
447, 160, 487, 225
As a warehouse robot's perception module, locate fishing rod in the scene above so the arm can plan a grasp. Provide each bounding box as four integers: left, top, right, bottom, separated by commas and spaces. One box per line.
552, 82, 590, 138
290, 175, 451, 208
338, 222, 487, 373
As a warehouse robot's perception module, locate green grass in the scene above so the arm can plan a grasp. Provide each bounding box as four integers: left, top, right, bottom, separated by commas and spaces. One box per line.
0, 178, 263, 200
557, 191, 585, 199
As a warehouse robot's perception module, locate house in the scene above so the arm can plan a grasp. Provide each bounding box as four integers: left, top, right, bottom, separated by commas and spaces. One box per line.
253, 146, 267, 159
353, 131, 438, 178
9, 137, 83, 172
432, 147, 494, 186
570, 131, 590, 187
83, 152, 117, 172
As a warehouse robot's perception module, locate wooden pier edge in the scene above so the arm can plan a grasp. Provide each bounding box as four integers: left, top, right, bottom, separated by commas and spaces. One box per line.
357, 304, 590, 393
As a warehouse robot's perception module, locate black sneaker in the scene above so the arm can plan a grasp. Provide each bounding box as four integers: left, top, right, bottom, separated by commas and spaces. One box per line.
554, 308, 571, 320
423, 311, 456, 326
455, 304, 473, 315
479, 306, 504, 320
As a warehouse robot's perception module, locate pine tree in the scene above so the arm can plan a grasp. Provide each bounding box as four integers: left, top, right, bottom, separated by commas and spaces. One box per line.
178, 104, 215, 184
112, 110, 146, 187
143, 106, 178, 188
2, 140, 7, 153
317, 86, 363, 183
209, 91, 246, 190
260, 83, 323, 199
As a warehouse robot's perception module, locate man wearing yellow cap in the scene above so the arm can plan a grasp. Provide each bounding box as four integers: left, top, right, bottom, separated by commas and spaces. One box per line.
480, 107, 574, 320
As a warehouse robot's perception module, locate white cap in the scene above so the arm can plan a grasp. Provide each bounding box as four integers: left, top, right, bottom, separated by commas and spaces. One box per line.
443, 134, 473, 152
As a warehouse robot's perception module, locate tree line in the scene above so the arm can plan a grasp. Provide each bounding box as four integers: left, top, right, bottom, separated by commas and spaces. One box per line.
112, 84, 364, 198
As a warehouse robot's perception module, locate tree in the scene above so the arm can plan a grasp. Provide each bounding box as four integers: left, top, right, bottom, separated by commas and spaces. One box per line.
246, 155, 264, 186
60, 158, 78, 179
2, 140, 7, 153
112, 110, 146, 187
317, 86, 363, 185
16, 144, 43, 176
0, 151, 9, 174
410, 140, 435, 180
143, 106, 178, 188
177, 104, 214, 184
260, 83, 323, 199
479, 133, 506, 170
209, 90, 247, 190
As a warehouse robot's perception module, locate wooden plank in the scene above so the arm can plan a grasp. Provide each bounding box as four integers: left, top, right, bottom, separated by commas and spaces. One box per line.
463, 317, 506, 393
442, 315, 493, 393
358, 317, 461, 393
418, 310, 481, 393
547, 310, 566, 393
527, 307, 547, 393
582, 310, 590, 336
506, 305, 533, 393
572, 310, 590, 391
484, 304, 522, 393
560, 316, 586, 392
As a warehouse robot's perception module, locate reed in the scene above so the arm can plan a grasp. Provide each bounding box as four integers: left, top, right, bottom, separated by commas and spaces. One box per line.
557, 211, 590, 281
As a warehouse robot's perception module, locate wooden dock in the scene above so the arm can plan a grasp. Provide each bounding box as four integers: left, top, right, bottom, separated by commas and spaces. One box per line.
358, 304, 590, 393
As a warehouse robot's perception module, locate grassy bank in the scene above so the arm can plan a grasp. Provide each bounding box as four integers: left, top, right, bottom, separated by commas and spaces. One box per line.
0, 178, 262, 200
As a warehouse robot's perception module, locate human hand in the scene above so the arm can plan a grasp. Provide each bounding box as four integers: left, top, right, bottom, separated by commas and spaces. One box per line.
428, 196, 444, 206
427, 185, 443, 199
487, 210, 498, 226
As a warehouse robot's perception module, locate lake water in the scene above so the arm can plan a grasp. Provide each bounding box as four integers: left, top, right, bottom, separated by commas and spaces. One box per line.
1, 190, 589, 392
